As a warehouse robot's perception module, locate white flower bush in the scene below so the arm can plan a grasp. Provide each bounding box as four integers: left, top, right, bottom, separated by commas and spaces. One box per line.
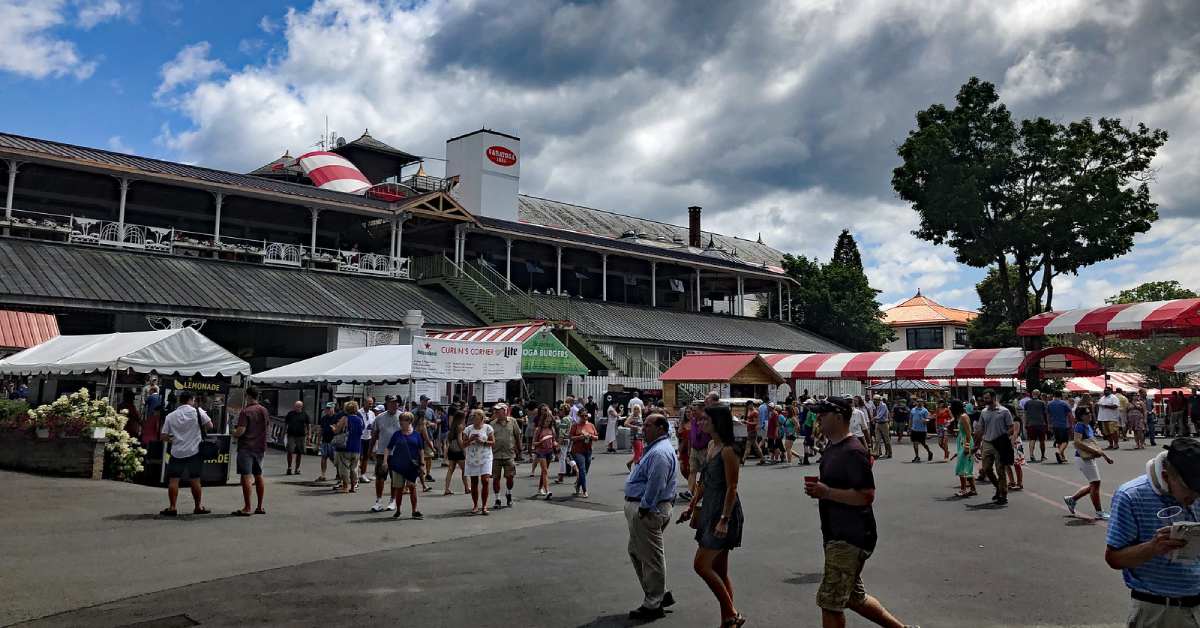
27, 388, 146, 480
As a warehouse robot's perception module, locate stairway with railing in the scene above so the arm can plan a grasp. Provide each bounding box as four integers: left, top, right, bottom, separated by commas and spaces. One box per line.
411, 254, 618, 372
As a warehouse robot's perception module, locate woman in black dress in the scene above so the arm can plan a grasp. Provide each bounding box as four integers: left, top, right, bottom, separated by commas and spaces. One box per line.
678, 404, 745, 627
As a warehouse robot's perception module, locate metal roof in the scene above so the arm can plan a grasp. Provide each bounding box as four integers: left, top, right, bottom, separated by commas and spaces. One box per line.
517, 195, 785, 269
475, 214, 786, 278
0, 132, 392, 211
526, 294, 845, 353
0, 239, 480, 329
332, 130, 420, 162
0, 309, 59, 350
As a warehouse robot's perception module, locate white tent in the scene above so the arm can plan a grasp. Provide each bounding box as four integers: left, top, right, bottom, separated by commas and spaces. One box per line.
251, 345, 413, 385
0, 327, 249, 377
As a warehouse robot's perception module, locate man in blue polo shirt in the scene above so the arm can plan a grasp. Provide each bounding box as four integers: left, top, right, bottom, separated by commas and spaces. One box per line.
1106, 439, 1200, 625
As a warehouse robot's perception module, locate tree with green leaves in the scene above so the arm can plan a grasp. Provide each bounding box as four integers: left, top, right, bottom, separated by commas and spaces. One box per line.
967, 266, 1031, 348
892, 77, 1167, 328
1106, 280, 1196, 305
773, 231, 893, 351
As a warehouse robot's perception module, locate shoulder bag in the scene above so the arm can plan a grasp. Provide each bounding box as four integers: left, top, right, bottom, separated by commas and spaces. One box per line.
331, 415, 350, 450
196, 407, 220, 459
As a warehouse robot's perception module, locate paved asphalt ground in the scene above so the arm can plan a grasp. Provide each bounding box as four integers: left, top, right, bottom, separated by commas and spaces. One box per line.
1, 436, 1166, 628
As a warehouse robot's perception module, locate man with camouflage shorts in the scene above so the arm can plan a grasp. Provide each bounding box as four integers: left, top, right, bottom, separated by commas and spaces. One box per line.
804, 396, 911, 628
489, 403, 524, 509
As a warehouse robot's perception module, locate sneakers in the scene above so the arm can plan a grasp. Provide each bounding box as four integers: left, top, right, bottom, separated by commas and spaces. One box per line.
361, 474, 373, 483
370, 498, 385, 512
538, 488, 547, 497
411, 511, 424, 520
1063, 496, 1077, 515
628, 606, 666, 621
662, 591, 675, 607
927, 450, 933, 462
385, 499, 396, 511
494, 498, 503, 509
911, 456, 921, 463
506, 493, 513, 507
1096, 511, 1111, 520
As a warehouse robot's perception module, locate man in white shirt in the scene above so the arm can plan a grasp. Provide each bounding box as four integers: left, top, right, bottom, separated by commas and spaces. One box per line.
1097, 387, 1122, 450
628, 394, 644, 413
370, 397, 403, 512
160, 392, 213, 517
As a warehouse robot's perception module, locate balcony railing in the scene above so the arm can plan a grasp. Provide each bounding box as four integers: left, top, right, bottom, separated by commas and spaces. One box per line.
2, 207, 409, 279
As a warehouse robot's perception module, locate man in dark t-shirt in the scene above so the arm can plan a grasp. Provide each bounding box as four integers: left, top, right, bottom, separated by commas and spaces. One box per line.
804, 396, 909, 628
284, 401, 310, 476
232, 387, 270, 516
1023, 391, 1048, 463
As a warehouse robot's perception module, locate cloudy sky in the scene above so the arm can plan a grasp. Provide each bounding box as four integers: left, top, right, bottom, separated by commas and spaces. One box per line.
2, 0, 1198, 310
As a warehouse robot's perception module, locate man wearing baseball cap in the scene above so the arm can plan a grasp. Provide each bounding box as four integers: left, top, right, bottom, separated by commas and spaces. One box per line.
1106, 439, 1200, 625
803, 396, 912, 628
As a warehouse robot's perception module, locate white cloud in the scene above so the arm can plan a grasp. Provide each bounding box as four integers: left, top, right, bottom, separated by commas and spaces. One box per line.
0, 0, 96, 79
237, 38, 265, 56
75, 0, 135, 30
155, 41, 226, 101
106, 135, 132, 153
153, 0, 1200, 313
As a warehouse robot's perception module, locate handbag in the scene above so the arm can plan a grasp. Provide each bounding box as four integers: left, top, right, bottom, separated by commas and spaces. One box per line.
331, 416, 350, 450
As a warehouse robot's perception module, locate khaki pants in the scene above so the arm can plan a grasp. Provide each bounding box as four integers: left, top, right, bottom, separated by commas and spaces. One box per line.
624, 500, 672, 610
873, 422, 892, 457
1171, 411, 1189, 437
980, 440, 1008, 496
336, 452, 360, 487
1127, 598, 1200, 627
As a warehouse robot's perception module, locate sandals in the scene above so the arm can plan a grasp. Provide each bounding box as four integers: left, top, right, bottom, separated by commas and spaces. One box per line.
422, 486, 433, 493
231, 510, 252, 517
159, 508, 178, 517
193, 507, 211, 515
720, 614, 747, 627
443, 490, 453, 496
254, 508, 266, 515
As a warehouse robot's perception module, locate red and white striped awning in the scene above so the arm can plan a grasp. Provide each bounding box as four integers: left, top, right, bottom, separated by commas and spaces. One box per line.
762, 348, 1026, 381
925, 378, 1025, 389
297, 151, 371, 194
1160, 344, 1200, 374
428, 322, 549, 343
1063, 372, 1145, 394
1018, 299, 1200, 338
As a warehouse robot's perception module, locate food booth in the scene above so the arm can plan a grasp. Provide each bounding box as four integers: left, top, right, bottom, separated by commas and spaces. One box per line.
0, 328, 250, 484
428, 322, 589, 403
660, 352, 784, 413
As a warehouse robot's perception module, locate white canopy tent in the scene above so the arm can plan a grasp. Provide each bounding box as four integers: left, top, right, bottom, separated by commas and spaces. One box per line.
251, 345, 413, 385
0, 327, 249, 377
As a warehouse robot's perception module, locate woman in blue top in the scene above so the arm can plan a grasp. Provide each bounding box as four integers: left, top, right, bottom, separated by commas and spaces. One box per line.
387, 412, 425, 520
333, 401, 366, 494
1063, 404, 1114, 519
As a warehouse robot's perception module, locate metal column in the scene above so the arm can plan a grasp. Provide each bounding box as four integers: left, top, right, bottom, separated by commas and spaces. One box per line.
736, 275, 744, 316
211, 192, 223, 244
778, 282, 784, 321
116, 177, 130, 240
650, 262, 657, 307
695, 269, 701, 311
504, 238, 513, 289
602, 254, 608, 301
308, 208, 321, 254
787, 284, 792, 322
556, 246, 563, 295
4, 160, 20, 221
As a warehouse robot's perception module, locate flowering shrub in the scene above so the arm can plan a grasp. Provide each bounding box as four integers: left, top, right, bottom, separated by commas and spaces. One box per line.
0, 399, 30, 432
26, 388, 146, 480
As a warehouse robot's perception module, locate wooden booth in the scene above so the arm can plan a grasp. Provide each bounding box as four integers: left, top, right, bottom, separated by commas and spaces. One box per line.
660, 352, 784, 412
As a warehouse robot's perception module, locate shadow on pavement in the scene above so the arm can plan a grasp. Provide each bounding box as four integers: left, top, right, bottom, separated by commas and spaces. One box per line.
573, 612, 651, 627
964, 502, 1006, 510
783, 572, 823, 585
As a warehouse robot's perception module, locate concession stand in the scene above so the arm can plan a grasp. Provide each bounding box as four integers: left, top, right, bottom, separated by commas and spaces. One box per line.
428, 322, 589, 403
659, 352, 784, 412
0, 328, 250, 484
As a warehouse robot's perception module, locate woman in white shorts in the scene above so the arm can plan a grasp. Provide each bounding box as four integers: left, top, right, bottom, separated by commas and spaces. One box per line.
461, 409, 495, 515
1063, 407, 1114, 520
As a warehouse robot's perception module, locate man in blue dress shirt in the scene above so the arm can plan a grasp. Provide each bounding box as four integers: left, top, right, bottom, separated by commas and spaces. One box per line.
624, 413, 678, 621
1106, 439, 1200, 626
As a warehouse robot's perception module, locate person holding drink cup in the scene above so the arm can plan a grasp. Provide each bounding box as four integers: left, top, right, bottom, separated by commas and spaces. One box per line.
803, 396, 911, 628
1105, 439, 1200, 626
569, 409, 598, 498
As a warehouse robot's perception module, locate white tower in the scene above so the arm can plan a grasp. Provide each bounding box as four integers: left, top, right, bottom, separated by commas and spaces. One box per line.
445, 129, 520, 220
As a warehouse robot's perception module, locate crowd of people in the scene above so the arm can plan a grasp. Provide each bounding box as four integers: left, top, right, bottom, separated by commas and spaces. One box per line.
148, 383, 1200, 628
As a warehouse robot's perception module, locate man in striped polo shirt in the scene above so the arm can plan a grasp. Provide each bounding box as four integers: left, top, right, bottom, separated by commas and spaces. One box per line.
1106, 439, 1200, 626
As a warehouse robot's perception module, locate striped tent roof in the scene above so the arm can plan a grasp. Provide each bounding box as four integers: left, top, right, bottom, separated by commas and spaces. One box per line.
1018, 299, 1200, 338
428, 321, 550, 343
1160, 344, 1200, 374
762, 348, 1027, 381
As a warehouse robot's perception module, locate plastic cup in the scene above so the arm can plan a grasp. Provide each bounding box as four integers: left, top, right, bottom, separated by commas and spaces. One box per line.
1159, 505, 1185, 526
804, 475, 819, 485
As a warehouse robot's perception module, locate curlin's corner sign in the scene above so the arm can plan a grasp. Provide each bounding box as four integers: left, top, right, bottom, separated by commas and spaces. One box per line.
486, 145, 517, 167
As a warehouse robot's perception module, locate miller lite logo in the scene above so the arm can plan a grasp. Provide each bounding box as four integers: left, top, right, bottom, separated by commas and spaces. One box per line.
486, 145, 517, 167
504, 346, 519, 358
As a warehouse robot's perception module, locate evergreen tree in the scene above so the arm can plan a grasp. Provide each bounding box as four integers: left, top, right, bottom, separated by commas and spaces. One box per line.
831, 229, 863, 270
776, 231, 893, 351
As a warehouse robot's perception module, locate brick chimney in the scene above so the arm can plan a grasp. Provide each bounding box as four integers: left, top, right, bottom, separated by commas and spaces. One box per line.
687, 206, 702, 248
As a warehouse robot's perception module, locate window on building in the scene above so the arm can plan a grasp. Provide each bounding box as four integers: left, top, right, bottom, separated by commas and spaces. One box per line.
954, 327, 969, 348
906, 326, 944, 350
